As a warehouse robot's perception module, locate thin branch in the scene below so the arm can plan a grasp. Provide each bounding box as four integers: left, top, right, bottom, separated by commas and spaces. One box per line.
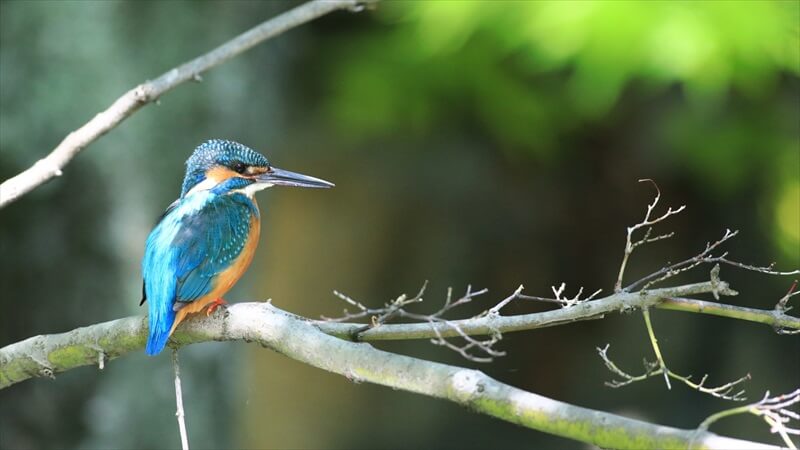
657, 297, 800, 332
698, 389, 800, 449
615, 179, 686, 292
323, 281, 430, 328
713, 259, 800, 277
0, 0, 370, 209
629, 229, 737, 291
642, 307, 671, 389
612, 181, 797, 294
486, 284, 525, 315
601, 182, 799, 405
608, 268, 753, 401
518, 283, 602, 308
318, 280, 746, 341
671, 372, 750, 402
597, 344, 657, 387
777, 280, 799, 313
598, 345, 750, 402
623, 229, 798, 293
172, 349, 190, 450
324, 283, 507, 362
0, 303, 781, 450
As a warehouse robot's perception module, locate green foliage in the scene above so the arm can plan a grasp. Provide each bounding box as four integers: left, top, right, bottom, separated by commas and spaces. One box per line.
323, 0, 800, 258
328, 1, 798, 140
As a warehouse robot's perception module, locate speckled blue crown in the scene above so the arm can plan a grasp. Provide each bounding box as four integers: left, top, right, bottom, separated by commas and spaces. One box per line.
181, 139, 270, 196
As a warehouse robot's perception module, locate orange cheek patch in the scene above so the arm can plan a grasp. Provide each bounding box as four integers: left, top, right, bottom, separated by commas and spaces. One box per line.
206, 166, 239, 183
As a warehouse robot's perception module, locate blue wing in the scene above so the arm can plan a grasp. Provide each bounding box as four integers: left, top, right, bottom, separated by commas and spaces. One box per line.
172, 195, 256, 303
142, 192, 257, 355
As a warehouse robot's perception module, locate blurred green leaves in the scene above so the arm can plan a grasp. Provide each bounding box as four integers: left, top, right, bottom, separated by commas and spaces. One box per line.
327, 0, 798, 139
322, 0, 799, 259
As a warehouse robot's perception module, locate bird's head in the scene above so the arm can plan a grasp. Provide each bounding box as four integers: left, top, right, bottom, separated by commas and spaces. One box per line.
180, 139, 333, 198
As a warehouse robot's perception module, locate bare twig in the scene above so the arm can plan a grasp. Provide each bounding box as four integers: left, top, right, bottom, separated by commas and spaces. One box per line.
597, 344, 657, 387
698, 389, 800, 449
614, 181, 796, 294
602, 182, 798, 404
324, 283, 506, 361
713, 259, 800, 277
325, 282, 595, 362
598, 344, 750, 401
172, 349, 189, 450
625, 230, 798, 292
777, 280, 799, 313
315, 280, 800, 342
635, 230, 737, 291
776, 281, 800, 335
615, 179, 686, 292
429, 322, 504, 363
0, 0, 370, 209
616, 269, 751, 401
485, 285, 525, 316
657, 297, 800, 332
322, 281, 430, 325
518, 283, 603, 308
642, 307, 671, 389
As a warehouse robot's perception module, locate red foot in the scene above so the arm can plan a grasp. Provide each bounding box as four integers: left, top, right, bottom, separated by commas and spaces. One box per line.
206, 298, 228, 317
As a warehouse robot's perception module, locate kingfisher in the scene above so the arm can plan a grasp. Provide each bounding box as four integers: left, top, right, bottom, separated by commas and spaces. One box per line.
140, 139, 333, 355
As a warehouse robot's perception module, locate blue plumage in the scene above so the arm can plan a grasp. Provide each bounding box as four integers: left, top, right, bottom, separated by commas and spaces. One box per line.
141, 139, 333, 355
143, 187, 259, 355
181, 140, 269, 196
172, 194, 257, 304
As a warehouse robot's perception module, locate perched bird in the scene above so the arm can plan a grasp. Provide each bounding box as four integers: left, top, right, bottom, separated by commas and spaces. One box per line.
140, 139, 333, 355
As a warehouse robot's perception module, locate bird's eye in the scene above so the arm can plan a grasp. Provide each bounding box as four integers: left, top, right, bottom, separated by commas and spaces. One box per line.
232, 162, 247, 174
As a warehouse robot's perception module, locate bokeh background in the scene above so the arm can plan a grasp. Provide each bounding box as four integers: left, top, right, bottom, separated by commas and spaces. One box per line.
1, 1, 798, 449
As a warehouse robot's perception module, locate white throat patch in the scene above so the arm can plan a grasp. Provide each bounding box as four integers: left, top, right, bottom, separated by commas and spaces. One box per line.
236, 182, 273, 198
184, 177, 218, 196
185, 176, 273, 199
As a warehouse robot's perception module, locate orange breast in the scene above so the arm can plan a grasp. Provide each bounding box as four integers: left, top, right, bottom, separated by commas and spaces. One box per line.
170, 209, 261, 334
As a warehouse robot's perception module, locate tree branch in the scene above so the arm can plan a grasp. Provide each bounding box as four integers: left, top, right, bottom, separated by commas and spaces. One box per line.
317, 280, 799, 340
172, 349, 190, 450
0, 303, 780, 450
0, 0, 368, 209
4, 280, 800, 389
659, 297, 800, 331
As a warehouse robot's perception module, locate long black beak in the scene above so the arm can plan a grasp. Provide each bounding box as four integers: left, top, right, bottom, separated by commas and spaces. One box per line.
256, 167, 334, 189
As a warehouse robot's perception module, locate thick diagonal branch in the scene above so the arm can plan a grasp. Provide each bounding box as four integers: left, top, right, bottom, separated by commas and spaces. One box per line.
0, 0, 368, 209
0, 303, 779, 450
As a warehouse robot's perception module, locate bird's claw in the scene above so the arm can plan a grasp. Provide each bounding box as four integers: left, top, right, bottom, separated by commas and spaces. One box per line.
206, 298, 228, 316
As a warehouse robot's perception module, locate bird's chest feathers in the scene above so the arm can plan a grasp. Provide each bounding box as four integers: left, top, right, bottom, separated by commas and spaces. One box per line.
151, 191, 260, 265
213, 213, 260, 294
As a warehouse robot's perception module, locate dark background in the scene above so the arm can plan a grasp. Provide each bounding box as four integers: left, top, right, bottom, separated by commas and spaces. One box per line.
1, 1, 798, 449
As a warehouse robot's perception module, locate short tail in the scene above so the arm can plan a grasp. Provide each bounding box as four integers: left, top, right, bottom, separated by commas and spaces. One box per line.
146, 303, 176, 356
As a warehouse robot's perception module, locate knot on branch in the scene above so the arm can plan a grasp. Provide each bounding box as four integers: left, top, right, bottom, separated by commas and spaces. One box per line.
709, 265, 737, 298
132, 84, 155, 104
32, 158, 62, 177
449, 369, 485, 403
775, 280, 798, 314
773, 281, 800, 335
346, 0, 377, 13
40, 367, 55, 379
